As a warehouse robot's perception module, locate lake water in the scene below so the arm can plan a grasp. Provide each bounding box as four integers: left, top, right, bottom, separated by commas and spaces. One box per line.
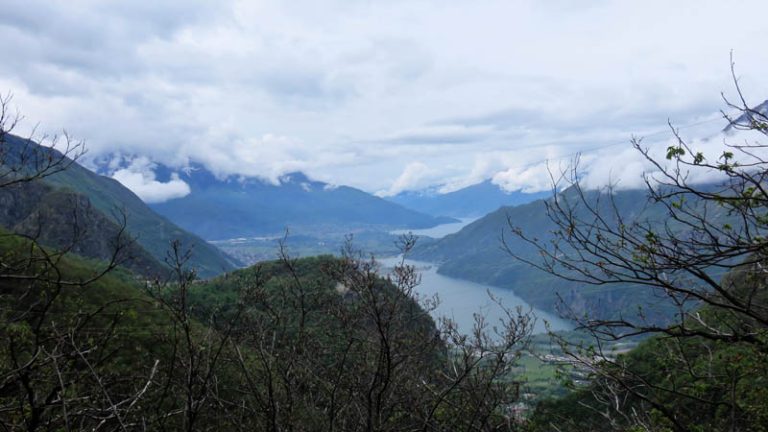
390, 217, 478, 238
379, 257, 570, 335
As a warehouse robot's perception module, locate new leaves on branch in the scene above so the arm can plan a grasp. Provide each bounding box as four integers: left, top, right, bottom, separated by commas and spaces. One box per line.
515, 61, 768, 431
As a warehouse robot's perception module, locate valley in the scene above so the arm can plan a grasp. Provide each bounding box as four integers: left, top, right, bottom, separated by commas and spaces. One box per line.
211, 228, 403, 265
0, 125, 760, 428
2, 4, 768, 428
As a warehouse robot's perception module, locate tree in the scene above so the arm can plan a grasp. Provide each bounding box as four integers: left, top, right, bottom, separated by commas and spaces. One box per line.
191, 236, 536, 431
0, 94, 537, 430
0, 94, 161, 431
0, 94, 85, 188
512, 61, 768, 431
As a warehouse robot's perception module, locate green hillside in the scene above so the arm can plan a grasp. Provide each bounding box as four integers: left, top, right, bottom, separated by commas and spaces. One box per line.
412, 186, 731, 323
411, 188, 651, 317
0, 180, 168, 277
1, 227, 532, 430
528, 263, 768, 431
2, 134, 237, 278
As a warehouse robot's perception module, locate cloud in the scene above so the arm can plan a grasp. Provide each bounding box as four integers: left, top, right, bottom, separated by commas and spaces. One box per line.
189, 132, 350, 184
111, 157, 191, 203
378, 162, 434, 197
577, 127, 768, 191
1, 0, 767, 194
492, 162, 562, 194
380, 124, 495, 145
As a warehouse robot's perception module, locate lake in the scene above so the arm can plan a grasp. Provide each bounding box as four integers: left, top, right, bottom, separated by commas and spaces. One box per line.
378, 256, 570, 335
390, 217, 478, 238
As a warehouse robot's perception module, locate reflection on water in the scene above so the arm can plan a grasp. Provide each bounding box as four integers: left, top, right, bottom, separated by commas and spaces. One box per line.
379, 257, 570, 335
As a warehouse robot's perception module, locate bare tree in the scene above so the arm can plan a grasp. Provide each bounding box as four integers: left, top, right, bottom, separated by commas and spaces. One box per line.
513, 61, 768, 431
0, 96, 161, 431
0, 93, 85, 189
215, 235, 535, 431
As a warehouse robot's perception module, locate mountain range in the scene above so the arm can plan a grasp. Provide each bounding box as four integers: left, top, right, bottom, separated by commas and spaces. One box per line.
146, 166, 455, 240
0, 134, 237, 277
386, 180, 548, 218
410, 185, 730, 323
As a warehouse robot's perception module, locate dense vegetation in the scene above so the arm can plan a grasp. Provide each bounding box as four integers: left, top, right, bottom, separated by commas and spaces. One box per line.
3, 81, 768, 430
529, 265, 768, 431
0, 230, 538, 430
2, 133, 237, 278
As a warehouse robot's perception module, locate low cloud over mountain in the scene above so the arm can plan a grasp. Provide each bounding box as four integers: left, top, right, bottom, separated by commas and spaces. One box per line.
3, 0, 768, 195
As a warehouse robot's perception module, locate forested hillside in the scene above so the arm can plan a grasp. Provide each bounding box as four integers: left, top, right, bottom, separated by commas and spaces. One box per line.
0, 227, 538, 430
1, 133, 237, 277
411, 188, 666, 320
412, 184, 734, 323
528, 261, 768, 431
0, 180, 167, 277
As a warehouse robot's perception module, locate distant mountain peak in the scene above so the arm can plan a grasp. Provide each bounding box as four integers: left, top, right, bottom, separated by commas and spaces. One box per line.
724, 99, 768, 133
92, 154, 331, 193
387, 179, 548, 218
279, 171, 311, 184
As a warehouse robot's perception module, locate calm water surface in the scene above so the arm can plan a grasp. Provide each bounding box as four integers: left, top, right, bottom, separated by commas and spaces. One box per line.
379, 257, 570, 335
390, 217, 478, 238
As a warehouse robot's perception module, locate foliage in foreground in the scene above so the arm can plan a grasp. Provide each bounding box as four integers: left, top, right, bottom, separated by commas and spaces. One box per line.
0, 233, 534, 431
522, 69, 768, 431
529, 300, 768, 431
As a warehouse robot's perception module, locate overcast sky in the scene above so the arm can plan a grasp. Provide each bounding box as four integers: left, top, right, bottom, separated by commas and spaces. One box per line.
1, 0, 767, 201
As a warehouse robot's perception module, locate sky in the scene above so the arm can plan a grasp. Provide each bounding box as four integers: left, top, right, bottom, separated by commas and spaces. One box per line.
1, 0, 767, 202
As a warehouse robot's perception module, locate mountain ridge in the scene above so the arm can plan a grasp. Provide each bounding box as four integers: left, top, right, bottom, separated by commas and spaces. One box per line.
387, 179, 548, 218
1, 134, 237, 277
143, 163, 456, 240
409, 186, 712, 322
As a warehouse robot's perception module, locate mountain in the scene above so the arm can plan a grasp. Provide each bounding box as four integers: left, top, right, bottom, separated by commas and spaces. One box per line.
724, 99, 768, 133
387, 180, 548, 218
410, 186, 727, 322
149, 166, 456, 240
1, 134, 237, 278
0, 227, 478, 430
0, 180, 168, 277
